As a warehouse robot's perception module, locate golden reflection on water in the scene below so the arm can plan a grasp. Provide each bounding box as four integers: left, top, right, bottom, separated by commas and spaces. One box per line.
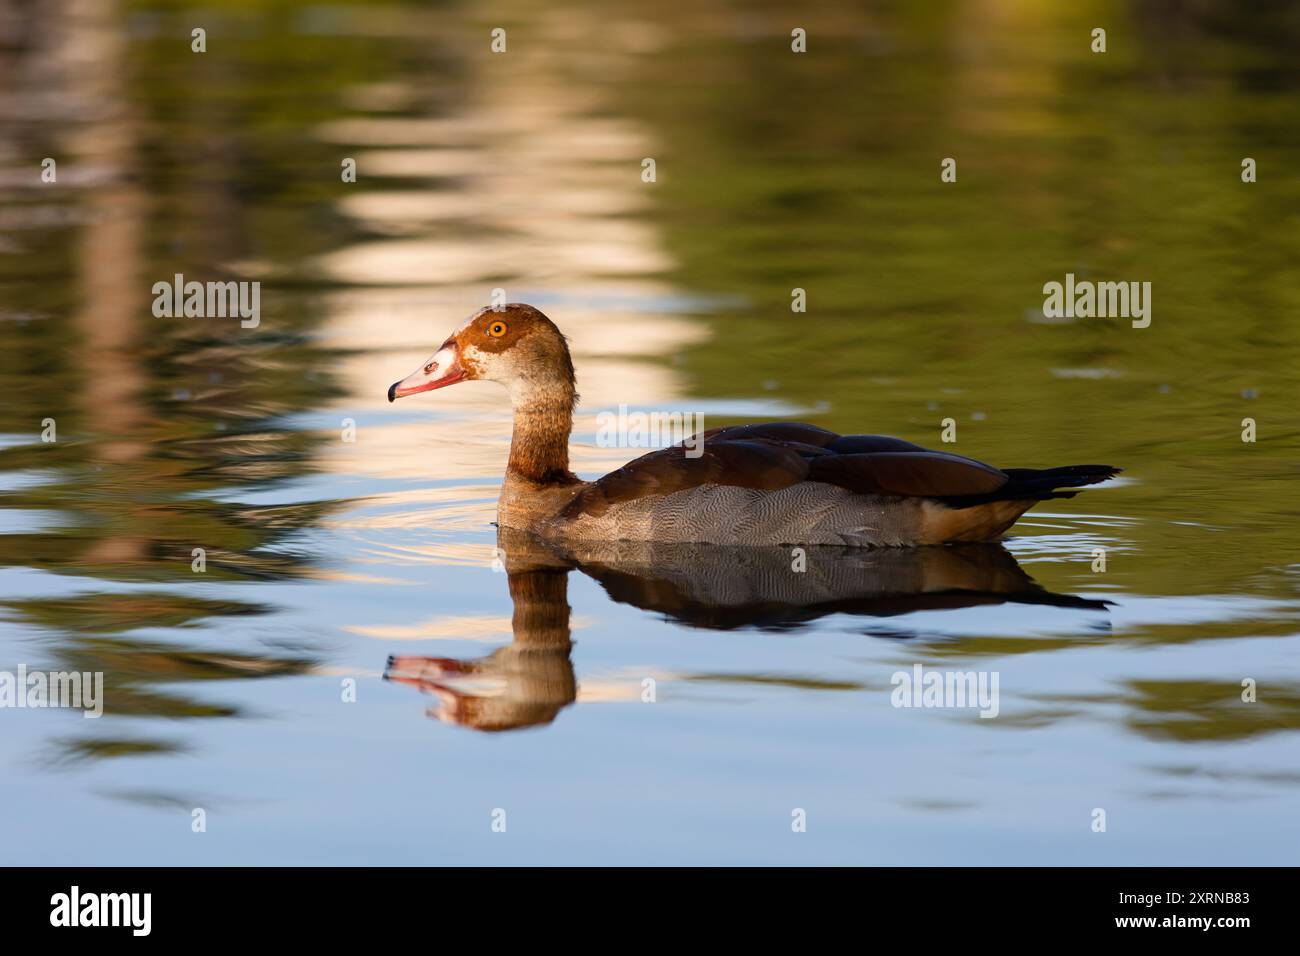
310, 32, 710, 515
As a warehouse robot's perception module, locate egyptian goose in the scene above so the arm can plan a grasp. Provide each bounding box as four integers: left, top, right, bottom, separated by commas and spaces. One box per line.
387, 304, 1120, 547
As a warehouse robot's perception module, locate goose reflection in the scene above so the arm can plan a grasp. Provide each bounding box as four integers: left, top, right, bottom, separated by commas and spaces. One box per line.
383, 530, 1108, 732
385, 561, 576, 733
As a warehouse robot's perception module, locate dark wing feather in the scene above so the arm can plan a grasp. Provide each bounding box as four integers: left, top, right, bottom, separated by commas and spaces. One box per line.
568, 420, 1114, 519
935, 464, 1121, 507
683, 422, 840, 448
563, 439, 810, 518
824, 434, 930, 455
808, 451, 1008, 497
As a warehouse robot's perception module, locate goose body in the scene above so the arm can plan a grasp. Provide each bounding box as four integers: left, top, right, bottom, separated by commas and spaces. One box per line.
388, 304, 1120, 547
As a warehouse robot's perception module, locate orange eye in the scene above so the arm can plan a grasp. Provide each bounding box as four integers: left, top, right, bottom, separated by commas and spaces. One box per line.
487, 321, 508, 338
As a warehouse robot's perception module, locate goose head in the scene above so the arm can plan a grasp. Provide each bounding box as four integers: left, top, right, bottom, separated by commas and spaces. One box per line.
387, 303, 575, 407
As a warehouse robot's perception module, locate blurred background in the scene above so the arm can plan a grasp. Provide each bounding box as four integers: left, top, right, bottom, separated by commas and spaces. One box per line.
0, 0, 1298, 864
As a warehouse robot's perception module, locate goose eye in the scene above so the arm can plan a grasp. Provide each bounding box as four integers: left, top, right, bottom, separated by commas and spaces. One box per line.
487, 321, 508, 338
423, 362, 435, 373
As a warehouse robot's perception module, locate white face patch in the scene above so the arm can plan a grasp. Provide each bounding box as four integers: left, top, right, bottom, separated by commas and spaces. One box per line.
461, 343, 502, 380
420, 345, 456, 380
390, 344, 462, 398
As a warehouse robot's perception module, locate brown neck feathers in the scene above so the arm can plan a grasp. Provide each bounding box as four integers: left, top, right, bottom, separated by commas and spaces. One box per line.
507, 388, 579, 485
